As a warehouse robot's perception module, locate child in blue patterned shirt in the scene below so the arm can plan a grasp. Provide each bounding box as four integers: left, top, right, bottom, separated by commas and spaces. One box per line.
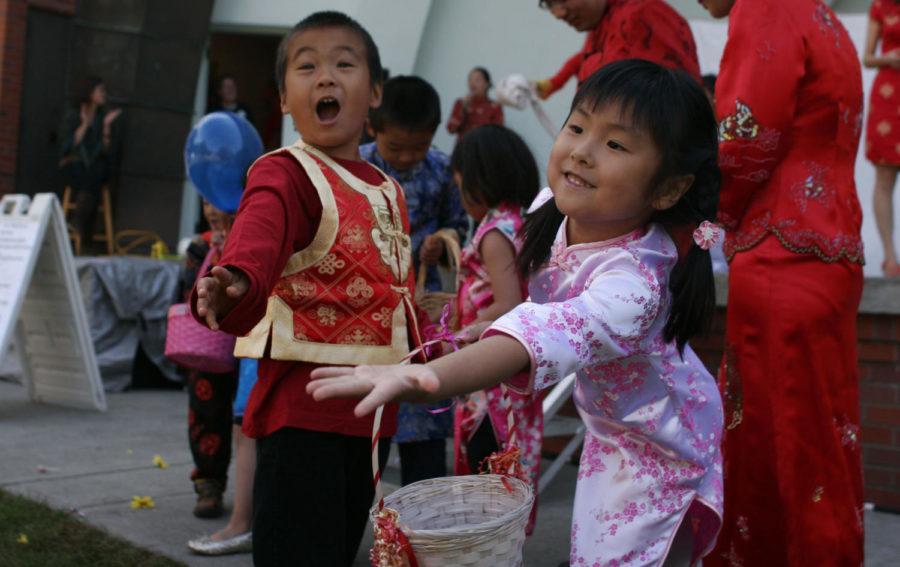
359, 76, 468, 485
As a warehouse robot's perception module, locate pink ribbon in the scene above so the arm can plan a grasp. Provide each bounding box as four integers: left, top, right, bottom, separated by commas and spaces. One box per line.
692, 220, 723, 250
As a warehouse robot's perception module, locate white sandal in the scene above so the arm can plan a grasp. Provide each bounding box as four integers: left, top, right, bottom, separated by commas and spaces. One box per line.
187, 531, 252, 555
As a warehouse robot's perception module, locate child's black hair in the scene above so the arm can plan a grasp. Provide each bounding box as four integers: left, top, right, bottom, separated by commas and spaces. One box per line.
450, 124, 539, 210
369, 76, 441, 133
275, 11, 382, 95
517, 59, 721, 353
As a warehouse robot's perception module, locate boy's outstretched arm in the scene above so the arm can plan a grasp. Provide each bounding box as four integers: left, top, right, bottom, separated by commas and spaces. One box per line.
190, 156, 322, 336
308, 334, 530, 417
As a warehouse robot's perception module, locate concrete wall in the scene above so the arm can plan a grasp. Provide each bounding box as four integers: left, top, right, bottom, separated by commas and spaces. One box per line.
414, 0, 582, 181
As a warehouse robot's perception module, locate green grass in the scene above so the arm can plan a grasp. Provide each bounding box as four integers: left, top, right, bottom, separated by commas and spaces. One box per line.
0, 489, 184, 567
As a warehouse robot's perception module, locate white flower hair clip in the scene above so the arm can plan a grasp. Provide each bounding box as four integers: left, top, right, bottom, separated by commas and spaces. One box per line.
693, 220, 723, 250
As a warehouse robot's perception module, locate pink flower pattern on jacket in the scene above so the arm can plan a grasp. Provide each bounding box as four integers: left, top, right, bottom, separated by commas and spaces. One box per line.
487, 200, 723, 565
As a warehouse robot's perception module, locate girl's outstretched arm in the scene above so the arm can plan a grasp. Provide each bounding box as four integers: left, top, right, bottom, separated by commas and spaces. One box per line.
307, 335, 530, 417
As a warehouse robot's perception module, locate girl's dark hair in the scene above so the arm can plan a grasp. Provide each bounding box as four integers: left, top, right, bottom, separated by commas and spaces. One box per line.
75, 75, 104, 106
518, 59, 721, 353
471, 66, 492, 87
450, 124, 539, 209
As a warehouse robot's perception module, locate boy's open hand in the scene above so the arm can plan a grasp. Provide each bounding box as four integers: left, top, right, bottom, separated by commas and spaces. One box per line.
195, 266, 249, 331
419, 234, 446, 266
307, 364, 440, 417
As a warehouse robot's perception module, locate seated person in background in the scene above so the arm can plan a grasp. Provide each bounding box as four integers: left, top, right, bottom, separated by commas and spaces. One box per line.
58, 75, 122, 253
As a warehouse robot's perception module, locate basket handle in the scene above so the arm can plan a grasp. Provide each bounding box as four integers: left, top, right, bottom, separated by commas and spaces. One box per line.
415, 228, 462, 293
369, 355, 519, 509
195, 243, 221, 285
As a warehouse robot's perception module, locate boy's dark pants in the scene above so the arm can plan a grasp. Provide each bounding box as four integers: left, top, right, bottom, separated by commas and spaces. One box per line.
253, 427, 391, 567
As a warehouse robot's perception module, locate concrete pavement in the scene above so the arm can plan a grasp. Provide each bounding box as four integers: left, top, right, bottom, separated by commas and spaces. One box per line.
1, 379, 898, 566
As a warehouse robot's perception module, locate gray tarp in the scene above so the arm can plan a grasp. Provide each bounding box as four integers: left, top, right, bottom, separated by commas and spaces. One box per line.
74, 256, 183, 392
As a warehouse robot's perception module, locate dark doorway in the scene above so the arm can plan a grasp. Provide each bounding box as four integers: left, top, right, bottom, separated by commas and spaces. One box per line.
207, 33, 283, 151
15, 7, 73, 197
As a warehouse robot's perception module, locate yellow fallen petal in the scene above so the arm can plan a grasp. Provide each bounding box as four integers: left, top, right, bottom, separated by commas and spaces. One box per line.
130, 495, 155, 509
16, 534, 28, 544
151, 455, 169, 469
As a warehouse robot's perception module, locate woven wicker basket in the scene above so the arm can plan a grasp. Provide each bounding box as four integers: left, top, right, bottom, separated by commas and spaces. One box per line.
371, 474, 533, 567
414, 229, 462, 324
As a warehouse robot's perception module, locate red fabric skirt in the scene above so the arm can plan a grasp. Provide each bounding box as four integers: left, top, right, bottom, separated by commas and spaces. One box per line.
706, 236, 864, 566
866, 68, 900, 166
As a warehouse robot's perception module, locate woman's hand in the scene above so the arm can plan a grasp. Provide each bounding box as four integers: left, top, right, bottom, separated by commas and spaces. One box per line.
308, 364, 440, 417
888, 49, 900, 69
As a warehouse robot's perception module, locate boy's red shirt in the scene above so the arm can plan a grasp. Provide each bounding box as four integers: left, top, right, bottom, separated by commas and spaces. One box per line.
191, 151, 424, 439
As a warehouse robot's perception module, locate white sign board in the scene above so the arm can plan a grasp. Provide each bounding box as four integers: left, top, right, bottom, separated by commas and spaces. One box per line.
0, 193, 105, 411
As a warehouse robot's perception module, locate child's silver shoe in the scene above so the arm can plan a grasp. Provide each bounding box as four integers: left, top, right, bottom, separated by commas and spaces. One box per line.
187, 531, 252, 555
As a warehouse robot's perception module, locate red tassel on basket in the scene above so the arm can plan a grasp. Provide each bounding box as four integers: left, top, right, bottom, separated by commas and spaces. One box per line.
370, 507, 419, 567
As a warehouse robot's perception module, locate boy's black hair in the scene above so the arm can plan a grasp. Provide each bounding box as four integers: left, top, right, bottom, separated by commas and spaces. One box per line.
369, 76, 441, 133
450, 124, 539, 210
275, 11, 382, 94
517, 59, 721, 354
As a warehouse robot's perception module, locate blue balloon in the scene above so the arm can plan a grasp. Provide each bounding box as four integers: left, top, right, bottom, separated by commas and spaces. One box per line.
184, 112, 264, 213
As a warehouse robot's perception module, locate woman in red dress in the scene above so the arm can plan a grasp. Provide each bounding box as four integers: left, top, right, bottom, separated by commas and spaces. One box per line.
865, 0, 900, 277
699, 0, 865, 565
535, 0, 700, 99
446, 67, 503, 142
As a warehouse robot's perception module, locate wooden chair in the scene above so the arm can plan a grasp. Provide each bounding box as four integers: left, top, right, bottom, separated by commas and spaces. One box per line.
61, 185, 115, 255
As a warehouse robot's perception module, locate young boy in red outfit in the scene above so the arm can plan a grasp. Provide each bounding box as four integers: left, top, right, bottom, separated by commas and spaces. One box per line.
193, 11, 422, 566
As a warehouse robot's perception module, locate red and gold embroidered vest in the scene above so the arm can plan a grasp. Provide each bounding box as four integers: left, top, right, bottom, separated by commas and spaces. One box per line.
234, 142, 419, 365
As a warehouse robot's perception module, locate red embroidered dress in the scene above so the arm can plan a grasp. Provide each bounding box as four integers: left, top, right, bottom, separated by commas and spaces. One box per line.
866, 0, 900, 166
446, 96, 504, 139
543, 0, 701, 98
235, 143, 420, 364
707, 1, 865, 565
715, 0, 864, 263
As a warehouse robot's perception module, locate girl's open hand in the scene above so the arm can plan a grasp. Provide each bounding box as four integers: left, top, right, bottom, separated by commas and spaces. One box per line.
195, 266, 249, 331
308, 364, 440, 417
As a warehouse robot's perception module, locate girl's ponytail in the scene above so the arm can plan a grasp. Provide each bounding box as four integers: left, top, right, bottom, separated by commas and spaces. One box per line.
660, 154, 721, 355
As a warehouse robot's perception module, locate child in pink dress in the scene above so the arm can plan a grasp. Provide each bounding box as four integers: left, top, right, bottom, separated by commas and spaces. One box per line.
448, 125, 543, 532
309, 60, 724, 566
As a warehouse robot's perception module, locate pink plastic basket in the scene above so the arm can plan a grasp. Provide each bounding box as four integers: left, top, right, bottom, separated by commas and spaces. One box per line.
164, 247, 236, 374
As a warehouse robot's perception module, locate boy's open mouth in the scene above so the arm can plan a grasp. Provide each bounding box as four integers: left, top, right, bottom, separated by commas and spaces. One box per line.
316, 97, 341, 122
